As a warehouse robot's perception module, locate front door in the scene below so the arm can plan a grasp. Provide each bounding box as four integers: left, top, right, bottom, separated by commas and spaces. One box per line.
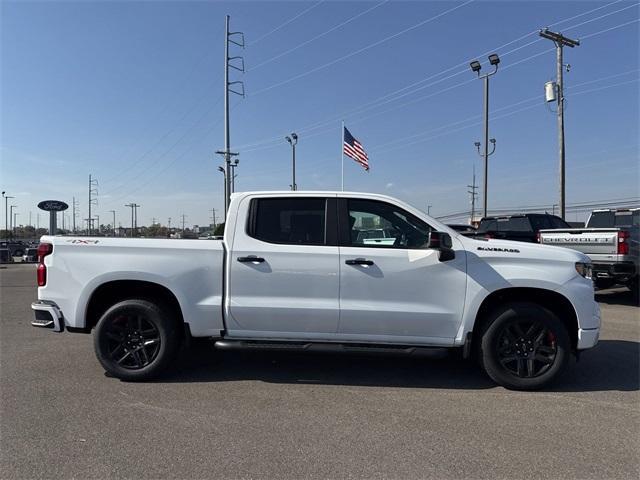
226, 196, 340, 338
338, 198, 467, 344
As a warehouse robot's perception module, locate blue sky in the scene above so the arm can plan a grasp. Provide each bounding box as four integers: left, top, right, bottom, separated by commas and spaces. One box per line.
1, 0, 638, 228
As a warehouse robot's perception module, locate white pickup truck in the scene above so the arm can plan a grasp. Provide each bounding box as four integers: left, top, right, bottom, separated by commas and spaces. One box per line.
31, 191, 600, 390
539, 208, 639, 294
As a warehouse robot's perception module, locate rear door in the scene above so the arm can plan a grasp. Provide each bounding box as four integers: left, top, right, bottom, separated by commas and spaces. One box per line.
337, 198, 467, 344
226, 196, 340, 338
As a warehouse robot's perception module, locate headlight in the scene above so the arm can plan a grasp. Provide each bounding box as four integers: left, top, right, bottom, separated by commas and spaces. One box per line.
575, 262, 592, 279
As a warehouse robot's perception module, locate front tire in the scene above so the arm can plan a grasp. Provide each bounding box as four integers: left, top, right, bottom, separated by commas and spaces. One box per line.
479, 302, 570, 390
94, 299, 181, 381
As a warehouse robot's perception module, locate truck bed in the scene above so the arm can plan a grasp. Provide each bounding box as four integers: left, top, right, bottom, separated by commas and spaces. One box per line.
39, 236, 225, 336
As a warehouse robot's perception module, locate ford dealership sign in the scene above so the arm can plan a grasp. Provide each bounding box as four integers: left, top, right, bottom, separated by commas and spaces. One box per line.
38, 200, 69, 212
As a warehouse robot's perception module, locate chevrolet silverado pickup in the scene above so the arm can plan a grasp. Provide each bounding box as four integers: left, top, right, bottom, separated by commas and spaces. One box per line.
539, 208, 639, 293
31, 191, 600, 390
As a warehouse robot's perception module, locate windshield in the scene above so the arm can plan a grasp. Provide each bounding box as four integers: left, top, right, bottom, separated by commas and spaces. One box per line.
587, 211, 639, 228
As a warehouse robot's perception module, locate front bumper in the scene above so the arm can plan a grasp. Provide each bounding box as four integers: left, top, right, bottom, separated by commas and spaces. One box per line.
31, 301, 64, 332
577, 301, 600, 350
578, 327, 600, 350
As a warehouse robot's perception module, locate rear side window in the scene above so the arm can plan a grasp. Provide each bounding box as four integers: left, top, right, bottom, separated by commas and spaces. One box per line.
549, 216, 571, 228
480, 217, 531, 232
250, 198, 327, 245
529, 216, 551, 231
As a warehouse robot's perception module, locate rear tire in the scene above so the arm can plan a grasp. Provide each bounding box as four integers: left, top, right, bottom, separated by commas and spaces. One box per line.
479, 302, 570, 391
94, 299, 181, 381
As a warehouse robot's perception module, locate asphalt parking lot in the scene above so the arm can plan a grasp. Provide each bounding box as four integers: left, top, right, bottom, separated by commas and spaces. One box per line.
1, 264, 638, 479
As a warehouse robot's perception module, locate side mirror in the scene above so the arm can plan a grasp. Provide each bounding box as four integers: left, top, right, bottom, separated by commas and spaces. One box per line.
427, 231, 455, 262
427, 231, 452, 249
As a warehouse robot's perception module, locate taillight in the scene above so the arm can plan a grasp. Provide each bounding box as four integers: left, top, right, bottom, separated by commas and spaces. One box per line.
617, 231, 630, 255
37, 243, 53, 287
536, 231, 541, 243
485, 233, 493, 239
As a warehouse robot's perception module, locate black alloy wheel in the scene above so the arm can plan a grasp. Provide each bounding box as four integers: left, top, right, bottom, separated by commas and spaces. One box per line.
496, 319, 557, 378
104, 314, 161, 369
94, 298, 181, 381
479, 302, 570, 390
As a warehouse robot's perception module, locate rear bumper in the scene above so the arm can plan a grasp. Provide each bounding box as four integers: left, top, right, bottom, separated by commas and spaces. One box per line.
31, 301, 64, 332
592, 261, 637, 280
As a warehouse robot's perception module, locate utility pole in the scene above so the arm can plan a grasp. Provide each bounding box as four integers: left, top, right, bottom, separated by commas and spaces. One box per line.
469, 54, 500, 218
2, 192, 14, 239
9, 205, 16, 237
88, 174, 98, 235
539, 28, 580, 220
181, 214, 187, 236
94, 215, 100, 234
109, 210, 116, 236
285, 133, 298, 190
217, 15, 245, 215
210, 208, 217, 229
427, 205, 432, 216
13, 212, 19, 238
125, 203, 138, 238
29, 211, 32, 229
72, 196, 79, 233
467, 165, 479, 225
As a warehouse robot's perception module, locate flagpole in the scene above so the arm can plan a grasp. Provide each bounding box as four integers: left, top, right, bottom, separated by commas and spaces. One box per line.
341, 120, 345, 191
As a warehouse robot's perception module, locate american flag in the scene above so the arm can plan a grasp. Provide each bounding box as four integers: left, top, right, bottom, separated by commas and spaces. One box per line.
343, 126, 369, 171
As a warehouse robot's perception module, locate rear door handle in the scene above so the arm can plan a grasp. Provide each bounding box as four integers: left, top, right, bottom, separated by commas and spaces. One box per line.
345, 258, 374, 266
237, 256, 265, 263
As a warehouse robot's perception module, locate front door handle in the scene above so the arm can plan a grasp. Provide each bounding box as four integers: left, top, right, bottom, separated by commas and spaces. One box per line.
345, 258, 374, 266
237, 256, 265, 263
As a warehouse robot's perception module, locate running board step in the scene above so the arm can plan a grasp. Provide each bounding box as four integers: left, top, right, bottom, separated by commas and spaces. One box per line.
214, 339, 449, 357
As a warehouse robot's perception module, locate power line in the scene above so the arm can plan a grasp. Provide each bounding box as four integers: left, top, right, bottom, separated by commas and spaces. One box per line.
436, 198, 640, 221
102, 97, 222, 198
101, 44, 220, 184
103, 102, 235, 205
250, 0, 475, 96
249, 1, 325, 46
236, 0, 633, 150
249, 1, 389, 71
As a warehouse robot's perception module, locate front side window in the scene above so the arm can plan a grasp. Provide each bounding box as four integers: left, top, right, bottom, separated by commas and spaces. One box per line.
347, 199, 433, 249
250, 198, 326, 245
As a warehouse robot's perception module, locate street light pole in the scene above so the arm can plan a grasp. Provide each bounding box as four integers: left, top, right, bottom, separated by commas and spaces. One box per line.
470, 54, 500, 219
2, 193, 14, 239
9, 205, 17, 237
109, 210, 116, 236
285, 133, 298, 190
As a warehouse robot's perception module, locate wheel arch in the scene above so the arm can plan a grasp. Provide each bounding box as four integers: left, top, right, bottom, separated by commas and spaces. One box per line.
472, 287, 579, 350
85, 280, 185, 331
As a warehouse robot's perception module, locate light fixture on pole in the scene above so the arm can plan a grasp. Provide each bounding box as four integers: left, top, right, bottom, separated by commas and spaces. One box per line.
469, 53, 500, 219
285, 133, 298, 191
229, 158, 240, 193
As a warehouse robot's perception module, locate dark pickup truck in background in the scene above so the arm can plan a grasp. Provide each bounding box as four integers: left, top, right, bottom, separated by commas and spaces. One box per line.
466, 213, 571, 243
